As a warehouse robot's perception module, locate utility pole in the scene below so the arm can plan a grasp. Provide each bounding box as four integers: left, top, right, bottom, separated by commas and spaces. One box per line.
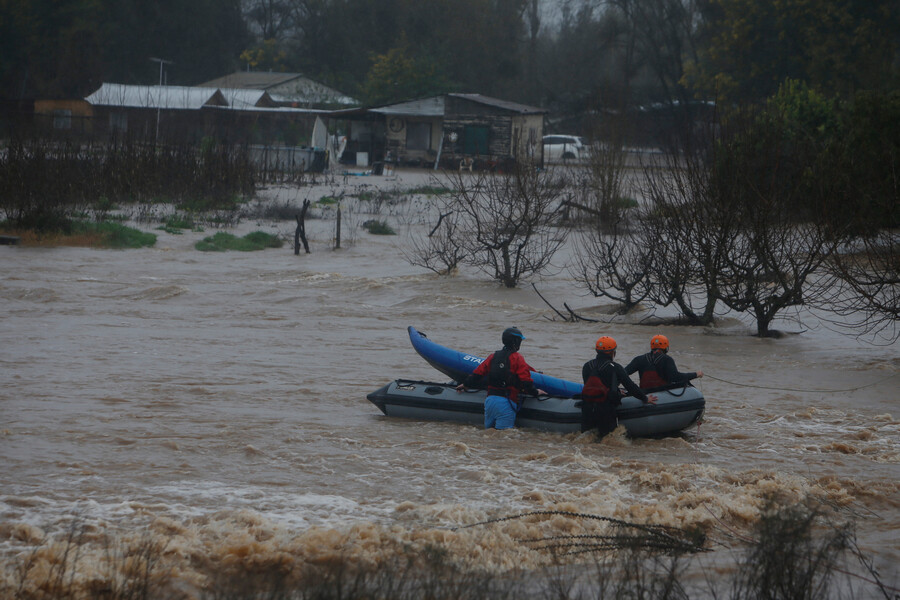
149, 57, 173, 143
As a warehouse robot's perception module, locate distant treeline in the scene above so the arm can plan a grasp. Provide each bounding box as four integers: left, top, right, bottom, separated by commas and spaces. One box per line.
1, 0, 898, 120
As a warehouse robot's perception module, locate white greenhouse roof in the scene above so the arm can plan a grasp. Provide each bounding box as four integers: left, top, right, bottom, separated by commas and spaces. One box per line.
86, 83, 226, 110
216, 88, 273, 109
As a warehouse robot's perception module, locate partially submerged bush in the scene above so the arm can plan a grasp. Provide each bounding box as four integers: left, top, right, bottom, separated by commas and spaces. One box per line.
405, 185, 452, 196
729, 495, 854, 600
157, 214, 203, 235
362, 219, 396, 235
81, 222, 158, 249
194, 231, 283, 251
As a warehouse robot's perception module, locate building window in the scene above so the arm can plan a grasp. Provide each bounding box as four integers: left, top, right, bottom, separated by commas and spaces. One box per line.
406, 121, 431, 150
109, 112, 128, 133
52, 109, 72, 130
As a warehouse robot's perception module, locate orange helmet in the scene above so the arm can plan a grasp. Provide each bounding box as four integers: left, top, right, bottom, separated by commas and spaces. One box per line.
595, 336, 617, 353
651, 334, 669, 351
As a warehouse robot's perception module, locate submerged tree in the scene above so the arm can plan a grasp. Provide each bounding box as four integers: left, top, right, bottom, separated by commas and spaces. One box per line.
403, 208, 465, 276
704, 99, 843, 336
572, 213, 656, 315
414, 166, 567, 288
568, 135, 658, 314
823, 230, 900, 342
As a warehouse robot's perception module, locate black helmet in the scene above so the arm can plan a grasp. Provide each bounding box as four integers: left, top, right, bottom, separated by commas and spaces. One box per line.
502, 327, 526, 350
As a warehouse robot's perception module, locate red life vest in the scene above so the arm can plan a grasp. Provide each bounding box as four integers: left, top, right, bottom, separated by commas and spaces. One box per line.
582, 359, 614, 403
639, 352, 668, 388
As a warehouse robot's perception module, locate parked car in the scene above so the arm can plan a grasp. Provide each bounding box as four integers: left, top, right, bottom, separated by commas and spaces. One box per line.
543, 134, 587, 162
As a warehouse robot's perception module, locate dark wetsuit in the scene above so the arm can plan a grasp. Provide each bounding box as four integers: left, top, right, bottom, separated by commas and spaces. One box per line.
625, 350, 698, 389
581, 356, 649, 437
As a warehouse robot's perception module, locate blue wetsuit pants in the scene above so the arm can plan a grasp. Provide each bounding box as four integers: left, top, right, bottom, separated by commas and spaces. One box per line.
484, 395, 519, 429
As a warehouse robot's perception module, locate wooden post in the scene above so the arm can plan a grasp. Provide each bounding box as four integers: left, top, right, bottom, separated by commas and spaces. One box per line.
335, 204, 342, 249
294, 199, 310, 254
433, 131, 445, 170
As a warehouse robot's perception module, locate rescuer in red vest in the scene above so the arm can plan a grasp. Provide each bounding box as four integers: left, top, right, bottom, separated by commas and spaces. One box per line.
581, 336, 656, 438
624, 334, 703, 390
456, 327, 545, 429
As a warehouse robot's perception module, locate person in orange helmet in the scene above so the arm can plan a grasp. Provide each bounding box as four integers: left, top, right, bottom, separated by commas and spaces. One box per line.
625, 334, 703, 389
581, 336, 656, 437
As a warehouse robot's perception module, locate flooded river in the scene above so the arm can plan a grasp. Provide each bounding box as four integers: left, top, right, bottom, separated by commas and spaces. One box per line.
1, 172, 898, 597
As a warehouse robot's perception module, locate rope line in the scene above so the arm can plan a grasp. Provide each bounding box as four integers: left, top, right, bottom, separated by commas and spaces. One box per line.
703, 370, 899, 393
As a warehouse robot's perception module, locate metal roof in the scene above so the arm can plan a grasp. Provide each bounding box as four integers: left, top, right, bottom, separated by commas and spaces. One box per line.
363, 94, 546, 117
370, 96, 445, 117
205, 104, 325, 115
216, 88, 275, 109
447, 93, 546, 115
197, 71, 306, 89
85, 83, 226, 110
197, 71, 359, 106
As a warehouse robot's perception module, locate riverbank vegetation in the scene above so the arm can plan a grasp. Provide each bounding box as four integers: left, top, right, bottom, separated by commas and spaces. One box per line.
0, 133, 255, 248
195, 231, 283, 252
2, 495, 894, 600
0, 219, 156, 248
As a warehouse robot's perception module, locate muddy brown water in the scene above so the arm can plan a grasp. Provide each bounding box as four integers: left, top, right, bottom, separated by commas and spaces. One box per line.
1, 172, 898, 596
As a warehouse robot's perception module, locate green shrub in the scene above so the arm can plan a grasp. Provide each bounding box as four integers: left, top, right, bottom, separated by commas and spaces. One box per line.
195, 231, 283, 251
93, 196, 116, 212
243, 231, 284, 248
362, 220, 396, 235
71, 221, 157, 248
157, 214, 203, 234
317, 196, 339, 205
406, 185, 452, 196
355, 190, 397, 203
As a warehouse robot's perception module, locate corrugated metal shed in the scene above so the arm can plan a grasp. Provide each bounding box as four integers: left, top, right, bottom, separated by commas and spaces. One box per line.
86, 83, 227, 110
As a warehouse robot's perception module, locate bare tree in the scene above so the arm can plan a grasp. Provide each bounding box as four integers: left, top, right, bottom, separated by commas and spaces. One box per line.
823, 230, 900, 342
607, 0, 702, 109
707, 129, 840, 335
572, 211, 656, 314
402, 209, 466, 276
243, 0, 294, 40
714, 104, 851, 335
438, 166, 568, 288
567, 134, 658, 314
640, 139, 734, 325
